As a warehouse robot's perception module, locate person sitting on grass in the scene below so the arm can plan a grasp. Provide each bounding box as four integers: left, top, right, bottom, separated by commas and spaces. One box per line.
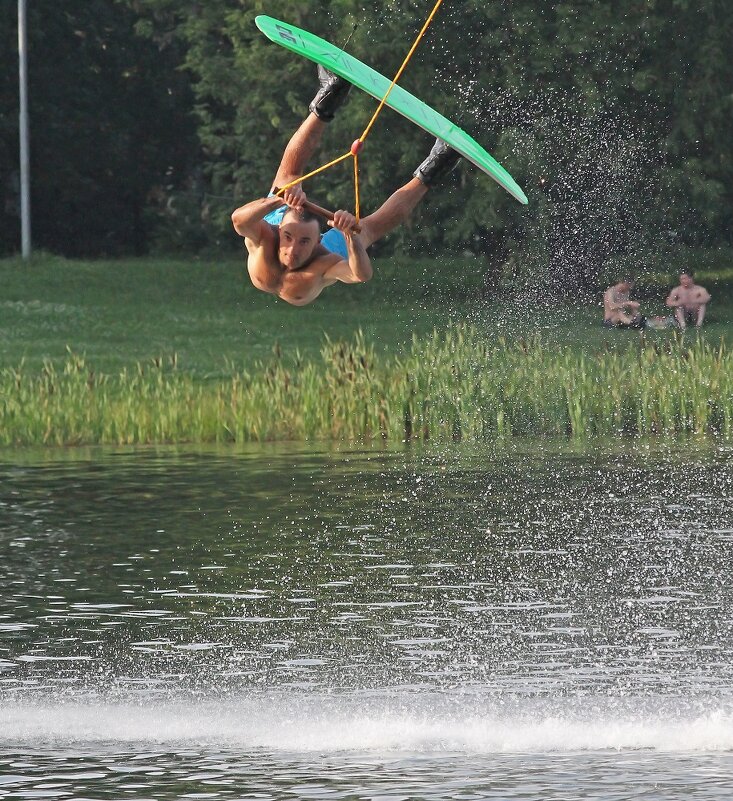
231, 67, 460, 307
665, 270, 711, 330
602, 277, 645, 329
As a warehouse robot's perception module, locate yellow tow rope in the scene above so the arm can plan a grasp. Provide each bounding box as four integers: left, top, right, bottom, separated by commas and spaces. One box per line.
276, 0, 445, 222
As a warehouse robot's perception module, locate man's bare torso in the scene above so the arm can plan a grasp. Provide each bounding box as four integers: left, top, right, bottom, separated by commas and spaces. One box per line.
245, 224, 341, 306
603, 286, 630, 320
668, 284, 709, 311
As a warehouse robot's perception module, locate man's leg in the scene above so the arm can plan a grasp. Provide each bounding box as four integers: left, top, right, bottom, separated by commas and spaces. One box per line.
674, 306, 687, 330
615, 312, 635, 326
272, 114, 327, 190
359, 178, 428, 248
696, 304, 707, 327
272, 67, 352, 190
359, 138, 460, 248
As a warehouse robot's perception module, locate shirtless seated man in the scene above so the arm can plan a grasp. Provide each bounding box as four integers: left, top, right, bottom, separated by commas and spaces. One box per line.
602, 277, 645, 328
665, 269, 712, 330
231, 67, 460, 306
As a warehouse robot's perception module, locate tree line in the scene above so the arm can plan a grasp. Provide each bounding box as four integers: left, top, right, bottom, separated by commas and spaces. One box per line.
1, 0, 731, 288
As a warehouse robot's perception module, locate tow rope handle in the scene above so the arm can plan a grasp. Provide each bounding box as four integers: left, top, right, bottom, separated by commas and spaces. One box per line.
272, 189, 362, 233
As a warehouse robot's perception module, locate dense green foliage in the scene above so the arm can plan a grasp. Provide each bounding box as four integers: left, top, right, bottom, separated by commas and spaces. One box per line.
0, 1, 199, 256
2, 1, 731, 288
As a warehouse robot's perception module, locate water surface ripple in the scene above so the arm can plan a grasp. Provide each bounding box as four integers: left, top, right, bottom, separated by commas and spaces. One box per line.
1, 442, 732, 799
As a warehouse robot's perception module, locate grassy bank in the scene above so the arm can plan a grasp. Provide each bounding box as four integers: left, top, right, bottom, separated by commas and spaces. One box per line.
2, 326, 731, 445
2, 249, 733, 376
1, 250, 732, 446
0, 253, 473, 375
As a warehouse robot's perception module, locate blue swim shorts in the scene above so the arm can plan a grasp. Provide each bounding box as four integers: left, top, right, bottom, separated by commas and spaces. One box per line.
263, 195, 348, 260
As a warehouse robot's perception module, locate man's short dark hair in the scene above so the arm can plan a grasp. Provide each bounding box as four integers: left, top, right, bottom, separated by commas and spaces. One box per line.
680, 269, 694, 278
280, 207, 322, 231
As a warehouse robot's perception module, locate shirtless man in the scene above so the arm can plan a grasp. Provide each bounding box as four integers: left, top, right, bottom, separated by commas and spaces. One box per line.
231, 68, 460, 306
665, 270, 711, 329
603, 278, 645, 328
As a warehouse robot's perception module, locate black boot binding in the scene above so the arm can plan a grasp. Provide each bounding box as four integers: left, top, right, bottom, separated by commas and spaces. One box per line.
413, 138, 461, 186
309, 65, 352, 122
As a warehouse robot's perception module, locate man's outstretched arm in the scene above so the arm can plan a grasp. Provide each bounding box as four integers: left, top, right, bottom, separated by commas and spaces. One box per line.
324, 210, 373, 284
231, 188, 305, 243
231, 196, 284, 243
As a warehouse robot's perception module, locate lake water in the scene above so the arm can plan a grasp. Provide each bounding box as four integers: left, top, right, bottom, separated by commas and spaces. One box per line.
1, 441, 732, 799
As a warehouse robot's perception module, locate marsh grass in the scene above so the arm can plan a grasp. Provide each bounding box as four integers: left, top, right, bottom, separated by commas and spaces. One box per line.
1, 327, 731, 445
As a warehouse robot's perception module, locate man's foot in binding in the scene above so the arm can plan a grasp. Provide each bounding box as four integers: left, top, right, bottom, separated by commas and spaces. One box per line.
309, 66, 352, 122
413, 138, 461, 186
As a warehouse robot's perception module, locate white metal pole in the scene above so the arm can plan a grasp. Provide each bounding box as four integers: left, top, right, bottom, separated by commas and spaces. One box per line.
18, 0, 31, 259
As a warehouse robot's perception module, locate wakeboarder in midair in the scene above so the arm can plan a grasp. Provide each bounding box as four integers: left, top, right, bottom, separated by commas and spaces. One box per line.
231, 68, 460, 306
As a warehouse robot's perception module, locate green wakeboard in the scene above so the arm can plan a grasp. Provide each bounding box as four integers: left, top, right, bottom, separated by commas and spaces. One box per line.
255, 15, 528, 205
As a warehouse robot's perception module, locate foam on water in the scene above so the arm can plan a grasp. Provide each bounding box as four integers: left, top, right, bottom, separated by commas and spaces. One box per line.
2, 696, 732, 753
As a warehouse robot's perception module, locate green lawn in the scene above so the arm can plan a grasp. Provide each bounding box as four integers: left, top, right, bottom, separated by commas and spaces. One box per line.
0, 253, 466, 376
1, 248, 731, 378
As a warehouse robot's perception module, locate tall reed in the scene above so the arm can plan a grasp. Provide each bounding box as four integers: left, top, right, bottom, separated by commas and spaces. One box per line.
1, 327, 731, 445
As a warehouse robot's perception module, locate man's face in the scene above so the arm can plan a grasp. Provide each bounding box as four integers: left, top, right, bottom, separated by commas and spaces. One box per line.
680, 273, 693, 288
278, 216, 319, 271
621, 281, 633, 293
